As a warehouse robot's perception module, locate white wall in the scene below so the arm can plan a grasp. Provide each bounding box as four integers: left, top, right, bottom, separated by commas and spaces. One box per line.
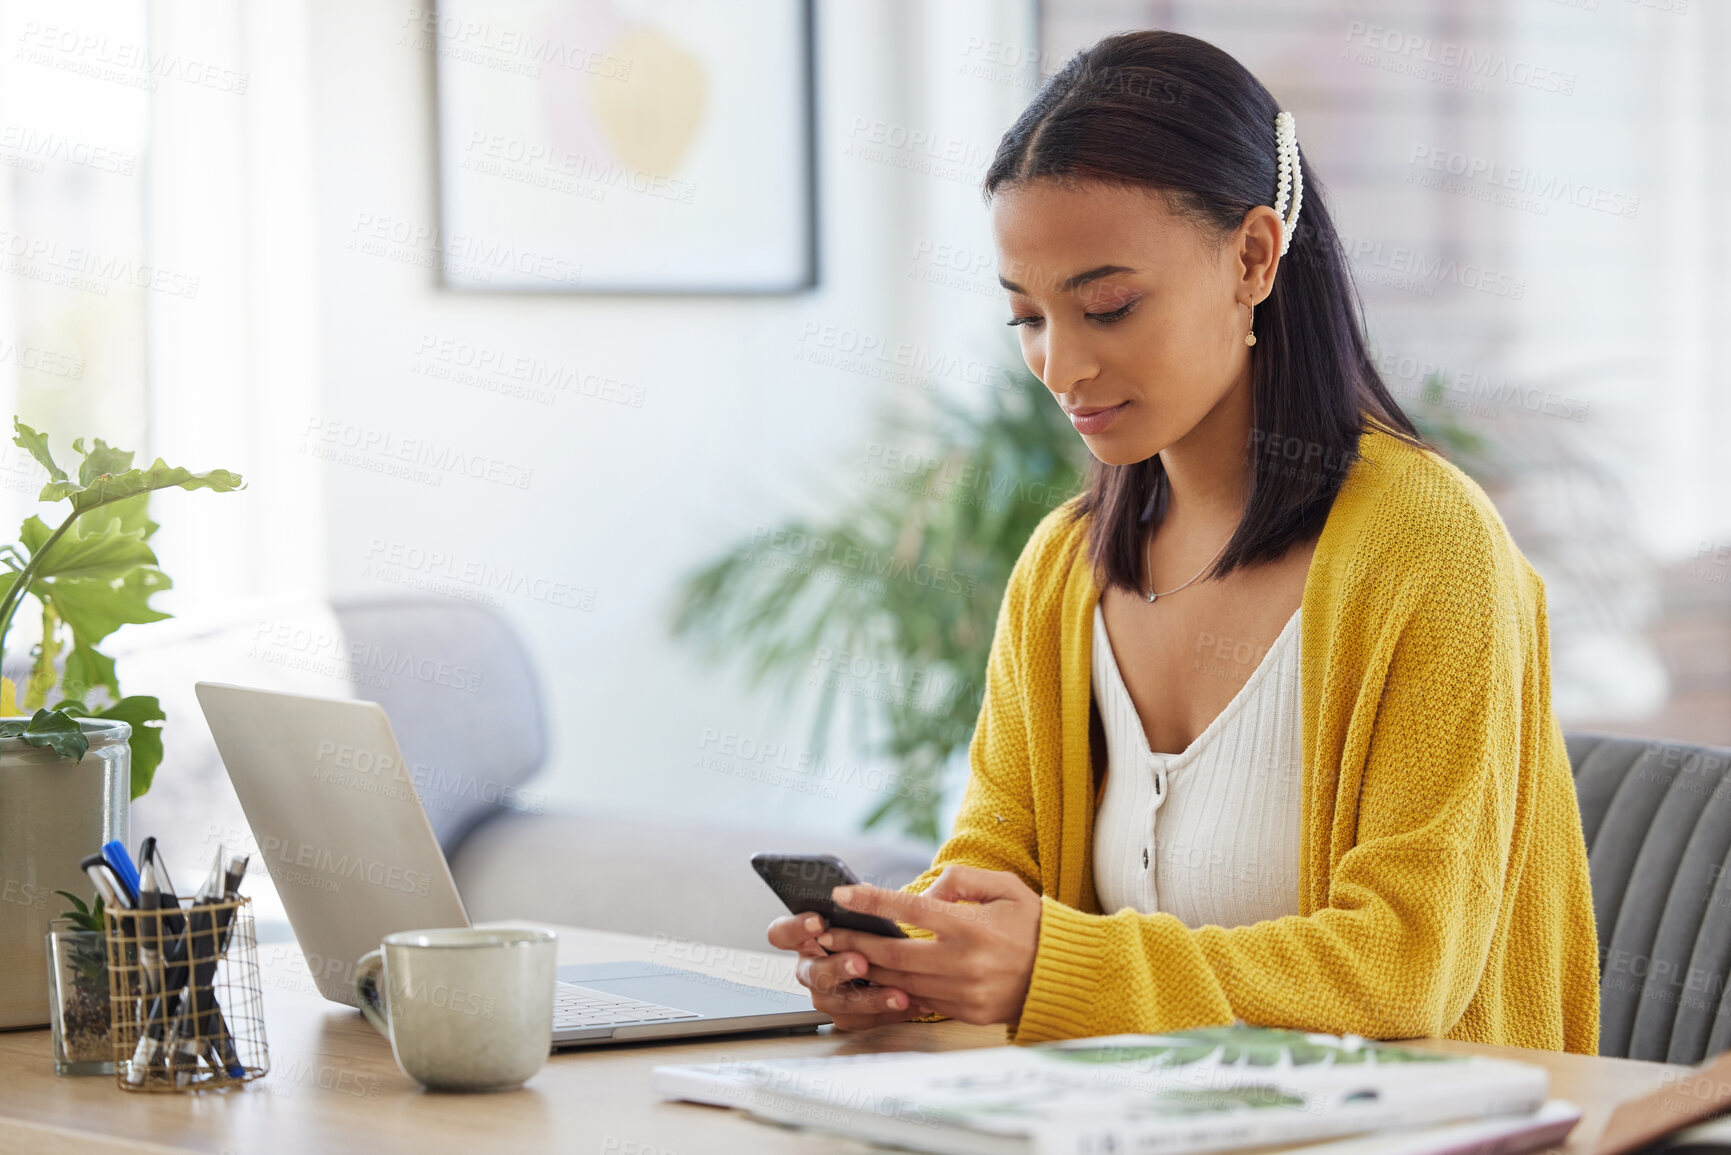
303, 0, 1035, 836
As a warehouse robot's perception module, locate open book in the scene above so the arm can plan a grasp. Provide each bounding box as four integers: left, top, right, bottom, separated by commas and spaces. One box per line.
652, 1024, 1581, 1155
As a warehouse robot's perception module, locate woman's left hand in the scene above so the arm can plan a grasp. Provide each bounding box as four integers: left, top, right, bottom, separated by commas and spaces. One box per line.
816, 865, 1042, 1027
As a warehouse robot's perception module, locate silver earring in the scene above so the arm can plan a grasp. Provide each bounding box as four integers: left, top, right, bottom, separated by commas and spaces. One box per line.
1244, 303, 1257, 346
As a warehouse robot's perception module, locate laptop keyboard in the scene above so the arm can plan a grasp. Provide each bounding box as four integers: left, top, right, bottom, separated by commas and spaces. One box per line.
553, 982, 701, 1028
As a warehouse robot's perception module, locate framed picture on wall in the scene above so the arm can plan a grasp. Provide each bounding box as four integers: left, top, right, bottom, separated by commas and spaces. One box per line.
430, 0, 816, 293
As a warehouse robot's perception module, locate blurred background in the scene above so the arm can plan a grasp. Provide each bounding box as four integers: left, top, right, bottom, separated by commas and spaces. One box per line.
1, 0, 1726, 932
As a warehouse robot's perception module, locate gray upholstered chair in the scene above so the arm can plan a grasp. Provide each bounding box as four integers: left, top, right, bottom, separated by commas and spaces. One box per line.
1568, 732, 1731, 1063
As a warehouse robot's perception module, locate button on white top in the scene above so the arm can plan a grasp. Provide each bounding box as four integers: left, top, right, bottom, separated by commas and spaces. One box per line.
1089, 602, 1305, 928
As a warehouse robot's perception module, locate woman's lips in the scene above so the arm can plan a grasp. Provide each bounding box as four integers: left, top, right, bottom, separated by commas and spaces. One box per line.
1065, 401, 1128, 435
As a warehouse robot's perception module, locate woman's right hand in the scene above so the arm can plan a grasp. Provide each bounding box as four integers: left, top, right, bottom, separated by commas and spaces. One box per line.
765, 912, 932, 1031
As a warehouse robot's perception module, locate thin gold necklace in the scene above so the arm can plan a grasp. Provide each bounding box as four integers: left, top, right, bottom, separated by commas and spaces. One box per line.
1143, 530, 1232, 603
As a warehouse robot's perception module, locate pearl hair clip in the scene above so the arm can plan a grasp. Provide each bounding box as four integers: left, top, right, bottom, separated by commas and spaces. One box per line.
1247, 112, 1304, 347
1273, 110, 1303, 257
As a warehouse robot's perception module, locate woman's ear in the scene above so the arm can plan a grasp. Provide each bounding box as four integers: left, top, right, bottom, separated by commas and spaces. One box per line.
1235, 203, 1283, 303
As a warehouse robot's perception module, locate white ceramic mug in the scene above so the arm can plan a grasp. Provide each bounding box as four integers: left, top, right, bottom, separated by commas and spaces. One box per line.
352, 927, 556, 1091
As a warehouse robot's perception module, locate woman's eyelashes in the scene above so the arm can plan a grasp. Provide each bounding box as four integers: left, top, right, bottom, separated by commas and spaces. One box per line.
1005, 299, 1140, 327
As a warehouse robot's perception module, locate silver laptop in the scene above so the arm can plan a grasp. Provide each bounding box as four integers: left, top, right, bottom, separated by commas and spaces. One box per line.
194, 681, 828, 1047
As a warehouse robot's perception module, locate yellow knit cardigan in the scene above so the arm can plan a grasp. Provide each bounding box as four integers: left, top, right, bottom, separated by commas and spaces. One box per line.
898, 424, 1601, 1053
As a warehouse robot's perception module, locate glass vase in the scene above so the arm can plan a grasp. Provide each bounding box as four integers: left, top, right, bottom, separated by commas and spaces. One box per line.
46, 917, 114, 1075
0, 717, 130, 1029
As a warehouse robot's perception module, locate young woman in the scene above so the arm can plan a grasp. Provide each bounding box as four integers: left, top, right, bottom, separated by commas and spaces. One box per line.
766, 29, 1600, 1053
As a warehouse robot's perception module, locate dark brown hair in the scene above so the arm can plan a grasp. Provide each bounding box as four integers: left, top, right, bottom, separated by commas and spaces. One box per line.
983, 30, 1427, 592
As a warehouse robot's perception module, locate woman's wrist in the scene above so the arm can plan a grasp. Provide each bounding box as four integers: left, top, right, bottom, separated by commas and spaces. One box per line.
1012, 896, 1111, 1043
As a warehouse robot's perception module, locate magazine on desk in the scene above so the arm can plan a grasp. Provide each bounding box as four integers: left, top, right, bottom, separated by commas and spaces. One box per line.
651, 1024, 1580, 1155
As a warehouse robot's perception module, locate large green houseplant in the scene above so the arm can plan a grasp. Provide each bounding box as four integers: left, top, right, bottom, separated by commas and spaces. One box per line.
0, 418, 242, 1030
671, 367, 1091, 841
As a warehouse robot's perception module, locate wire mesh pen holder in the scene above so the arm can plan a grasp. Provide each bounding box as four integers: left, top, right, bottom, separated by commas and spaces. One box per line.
103, 895, 270, 1092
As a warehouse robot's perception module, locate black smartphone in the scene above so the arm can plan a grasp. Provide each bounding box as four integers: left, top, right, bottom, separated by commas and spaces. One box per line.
751, 853, 909, 939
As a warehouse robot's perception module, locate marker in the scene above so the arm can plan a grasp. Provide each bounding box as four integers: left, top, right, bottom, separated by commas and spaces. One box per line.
100, 840, 141, 905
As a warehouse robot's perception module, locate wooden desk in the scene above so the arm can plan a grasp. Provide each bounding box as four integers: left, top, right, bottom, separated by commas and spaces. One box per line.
0, 924, 1680, 1154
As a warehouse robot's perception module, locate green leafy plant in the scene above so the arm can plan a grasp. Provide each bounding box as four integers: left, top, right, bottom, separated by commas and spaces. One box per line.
0, 418, 243, 792
0, 707, 92, 760
671, 362, 1091, 841
50, 888, 112, 1063
52, 889, 107, 986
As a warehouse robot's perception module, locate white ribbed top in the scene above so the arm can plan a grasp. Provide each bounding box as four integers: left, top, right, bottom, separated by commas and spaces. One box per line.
1090, 601, 1305, 928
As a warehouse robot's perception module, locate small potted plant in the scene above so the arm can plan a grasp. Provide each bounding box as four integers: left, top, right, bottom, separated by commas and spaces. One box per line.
44, 890, 111, 1074
0, 419, 241, 1032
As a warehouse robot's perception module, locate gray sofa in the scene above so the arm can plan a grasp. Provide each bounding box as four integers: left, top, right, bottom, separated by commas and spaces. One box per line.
106, 597, 938, 954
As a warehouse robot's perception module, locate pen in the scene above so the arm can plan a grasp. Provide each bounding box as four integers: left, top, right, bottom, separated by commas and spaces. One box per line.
186, 851, 229, 1075
216, 851, 250, 1073
141, 840, 187, 971
142, 841, 203, 1081
213, 850, 250, 1074
82, 853, 133, 1010
81, 853, 133, 976
123, 857, 165, 1085
100, 840, 141, 906
80, 854, 131, 916
187, 849, 245, 1077
83, 855, 148, 1078
222, 851, 250, 903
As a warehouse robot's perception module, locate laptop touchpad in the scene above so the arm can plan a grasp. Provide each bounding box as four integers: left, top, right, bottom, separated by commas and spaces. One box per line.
560, 963, 810, 1017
